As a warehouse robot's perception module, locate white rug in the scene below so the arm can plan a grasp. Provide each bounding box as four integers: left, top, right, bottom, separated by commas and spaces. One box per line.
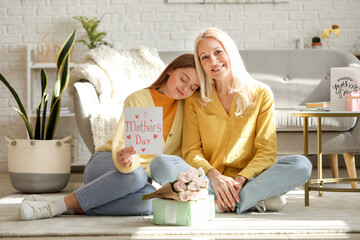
0, 185, 359, 238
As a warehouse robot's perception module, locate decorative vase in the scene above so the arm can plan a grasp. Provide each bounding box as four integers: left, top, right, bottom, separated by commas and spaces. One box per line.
5, 135, 73, 193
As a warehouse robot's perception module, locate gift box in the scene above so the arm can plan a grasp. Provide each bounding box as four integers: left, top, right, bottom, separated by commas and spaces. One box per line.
152, 195, 214, 226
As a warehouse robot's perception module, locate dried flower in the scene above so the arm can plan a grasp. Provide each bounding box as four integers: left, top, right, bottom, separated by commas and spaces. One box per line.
321, 25, 340, 49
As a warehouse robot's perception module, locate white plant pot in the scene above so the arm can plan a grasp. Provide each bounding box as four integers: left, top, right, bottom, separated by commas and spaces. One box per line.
5, 135, 73, 193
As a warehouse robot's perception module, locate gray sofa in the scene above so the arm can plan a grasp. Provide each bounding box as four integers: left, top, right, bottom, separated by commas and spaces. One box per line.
72, 49, 360, 159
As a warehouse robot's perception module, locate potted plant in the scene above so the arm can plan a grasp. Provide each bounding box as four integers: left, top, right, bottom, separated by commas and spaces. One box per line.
73, 15, 111, 49
311, 37, 322, 49
0, 31, 76, 193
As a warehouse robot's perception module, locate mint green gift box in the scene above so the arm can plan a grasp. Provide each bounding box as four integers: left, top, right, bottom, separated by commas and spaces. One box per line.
152, 195, 215, 226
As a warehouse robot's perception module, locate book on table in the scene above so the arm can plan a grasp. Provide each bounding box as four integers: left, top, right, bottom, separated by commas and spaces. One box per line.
305, 101, 330, 108
295, 101, 331, 111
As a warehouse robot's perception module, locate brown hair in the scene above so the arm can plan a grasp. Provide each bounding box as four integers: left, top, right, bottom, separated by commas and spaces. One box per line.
149, 53, 196, 89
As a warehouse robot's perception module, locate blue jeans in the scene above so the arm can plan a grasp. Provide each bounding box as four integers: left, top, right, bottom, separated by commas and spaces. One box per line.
150, 154, 312, 214
74, 151, 156, 216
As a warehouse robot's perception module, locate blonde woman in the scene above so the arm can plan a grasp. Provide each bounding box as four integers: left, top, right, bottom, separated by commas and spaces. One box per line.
151, 28, 312, 214
19, 54, 200, 220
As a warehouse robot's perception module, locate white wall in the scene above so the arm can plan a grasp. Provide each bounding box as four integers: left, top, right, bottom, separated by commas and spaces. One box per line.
0, 0, 359, 170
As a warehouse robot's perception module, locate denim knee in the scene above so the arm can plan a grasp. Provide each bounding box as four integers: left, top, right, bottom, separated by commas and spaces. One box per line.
284, 155, 312, 183
288, 155, 312, 181
150, 154, 189, 185
126, 167, 150, 190
150, 154, 168, 173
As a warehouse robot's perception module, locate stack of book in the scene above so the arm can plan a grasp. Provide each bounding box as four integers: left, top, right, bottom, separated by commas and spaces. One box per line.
300, 101, 331, 111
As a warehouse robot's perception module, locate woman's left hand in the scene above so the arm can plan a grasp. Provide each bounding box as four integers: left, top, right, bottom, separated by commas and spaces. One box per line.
207, 168, 241, 212
234, 175, 247, 192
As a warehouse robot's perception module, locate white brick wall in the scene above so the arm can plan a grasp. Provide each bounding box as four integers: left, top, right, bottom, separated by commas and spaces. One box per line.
0, 0, 359, 170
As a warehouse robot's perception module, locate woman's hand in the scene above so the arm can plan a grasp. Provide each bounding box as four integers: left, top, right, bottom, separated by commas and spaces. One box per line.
234, 175, 247, 188
207, 168, 242, 212
116, 146, 136, 168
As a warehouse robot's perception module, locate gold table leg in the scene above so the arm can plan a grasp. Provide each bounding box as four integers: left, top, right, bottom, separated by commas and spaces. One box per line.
317, 117, 323, 197
303, 117, 310, 206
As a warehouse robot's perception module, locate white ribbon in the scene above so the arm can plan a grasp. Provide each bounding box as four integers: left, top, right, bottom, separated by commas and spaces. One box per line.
164, 200, 177, 225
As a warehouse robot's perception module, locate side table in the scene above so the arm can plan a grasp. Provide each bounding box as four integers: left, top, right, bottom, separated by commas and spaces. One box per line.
291, 111, 360, 206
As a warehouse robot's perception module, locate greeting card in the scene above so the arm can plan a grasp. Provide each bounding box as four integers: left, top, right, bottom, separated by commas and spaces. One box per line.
330, 67, 360, 111
124, 107, 163, 154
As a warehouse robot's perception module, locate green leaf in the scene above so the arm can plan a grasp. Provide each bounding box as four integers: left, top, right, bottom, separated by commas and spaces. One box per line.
0, 73, 28, 119
12, 106, 34, 139
87, 18, 97, 29
94, 32, 106, 42
0, 72, 33, 138
73, 16, 88, 23
40, 69, 47, 95
45, 98, 60, 140
33, 69, 48, 140
59, 54, 70, 96
34, 104, 41, 139
50, 53, 70, 109
45, 30, 76, 140
41, 94, 48, 140
56, 30, 76, 71
76, 39, 93, 49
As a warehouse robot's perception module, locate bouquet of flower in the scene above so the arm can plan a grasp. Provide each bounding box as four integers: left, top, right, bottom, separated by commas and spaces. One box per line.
142, 167, 208, 201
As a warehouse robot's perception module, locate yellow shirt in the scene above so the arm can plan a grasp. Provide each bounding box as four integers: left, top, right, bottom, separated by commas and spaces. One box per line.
101, 88, 184, 174
182, 83, 277, 180
149, 88, 178, 142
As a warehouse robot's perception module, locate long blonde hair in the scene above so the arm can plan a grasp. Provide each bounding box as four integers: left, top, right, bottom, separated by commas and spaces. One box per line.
194, 28, 258, 116
149, 53, 196, 89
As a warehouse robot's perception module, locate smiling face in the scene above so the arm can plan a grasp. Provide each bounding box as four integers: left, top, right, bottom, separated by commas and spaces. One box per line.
160, 67, 199, 100
197, 37, 232, 82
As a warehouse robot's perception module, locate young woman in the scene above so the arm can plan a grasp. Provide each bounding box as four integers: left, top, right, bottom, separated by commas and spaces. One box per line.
19, 53, 200, 220
151, 28, 312, 214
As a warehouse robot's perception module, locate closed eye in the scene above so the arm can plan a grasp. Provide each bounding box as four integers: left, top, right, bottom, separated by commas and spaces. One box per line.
190, 85, 199, 92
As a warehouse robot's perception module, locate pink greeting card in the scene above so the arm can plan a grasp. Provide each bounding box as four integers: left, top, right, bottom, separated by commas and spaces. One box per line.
124, 107, 163, 154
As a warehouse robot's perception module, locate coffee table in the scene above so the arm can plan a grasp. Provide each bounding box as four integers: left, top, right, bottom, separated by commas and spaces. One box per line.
291, 111, 360, 206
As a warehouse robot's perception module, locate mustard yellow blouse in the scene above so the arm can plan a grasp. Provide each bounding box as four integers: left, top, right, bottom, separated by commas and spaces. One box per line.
182, 84, 277, 180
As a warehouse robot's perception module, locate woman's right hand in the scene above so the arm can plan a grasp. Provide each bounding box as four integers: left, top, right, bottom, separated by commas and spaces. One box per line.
206, 168, 241, 212
116, 146, 136, 168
